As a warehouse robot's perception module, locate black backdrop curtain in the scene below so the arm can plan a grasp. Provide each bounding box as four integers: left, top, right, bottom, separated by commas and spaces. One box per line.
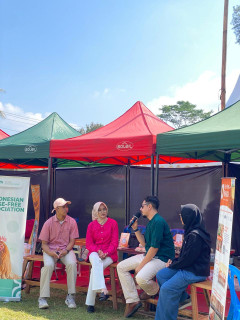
228, 164, 240, 255
130, 166, 222, 250
55, 166, 126, 239
2, 164, 240, 254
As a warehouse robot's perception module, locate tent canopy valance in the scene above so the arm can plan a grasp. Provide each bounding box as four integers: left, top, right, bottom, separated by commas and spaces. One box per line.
156, 100, 240, 163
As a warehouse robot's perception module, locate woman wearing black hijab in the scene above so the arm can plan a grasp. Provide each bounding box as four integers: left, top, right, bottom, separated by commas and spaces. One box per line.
155, 204, 211, 320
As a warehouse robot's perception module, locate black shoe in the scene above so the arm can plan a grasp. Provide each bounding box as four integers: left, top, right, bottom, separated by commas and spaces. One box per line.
87, 305, 95, 313
99, 292, 109, 301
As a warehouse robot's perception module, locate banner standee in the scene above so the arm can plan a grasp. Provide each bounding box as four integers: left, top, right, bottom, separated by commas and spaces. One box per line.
0, 176, 30, 301
209, 177, 236, 319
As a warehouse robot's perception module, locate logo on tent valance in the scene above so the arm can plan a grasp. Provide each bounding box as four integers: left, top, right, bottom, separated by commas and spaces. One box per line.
24, 145, 37, 153
116, 141, 134, 151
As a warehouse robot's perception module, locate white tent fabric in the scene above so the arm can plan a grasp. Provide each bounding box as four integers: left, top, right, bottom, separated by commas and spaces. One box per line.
226, 75, 240, 108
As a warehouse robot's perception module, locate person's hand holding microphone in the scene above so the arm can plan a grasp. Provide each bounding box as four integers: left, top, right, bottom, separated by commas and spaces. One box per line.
128, 212, 141, 231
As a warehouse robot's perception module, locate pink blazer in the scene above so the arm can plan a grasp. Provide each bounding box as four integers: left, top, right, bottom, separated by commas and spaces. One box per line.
86, 217, 119, 262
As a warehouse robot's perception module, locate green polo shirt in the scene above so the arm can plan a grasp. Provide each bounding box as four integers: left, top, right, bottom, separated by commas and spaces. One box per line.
144, 213, 175, 262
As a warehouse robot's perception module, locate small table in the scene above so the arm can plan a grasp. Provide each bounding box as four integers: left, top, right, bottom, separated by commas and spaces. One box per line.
117, 247, 144, 255
117, 247, 145, 260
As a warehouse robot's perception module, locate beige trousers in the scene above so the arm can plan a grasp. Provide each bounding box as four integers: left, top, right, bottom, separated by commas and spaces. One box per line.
40, 250, 77, 298
117, 254, 166, 303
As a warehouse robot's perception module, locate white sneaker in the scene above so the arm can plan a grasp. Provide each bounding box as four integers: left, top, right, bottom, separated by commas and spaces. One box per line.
65, 294, 76, 308
38, 297, 49, 309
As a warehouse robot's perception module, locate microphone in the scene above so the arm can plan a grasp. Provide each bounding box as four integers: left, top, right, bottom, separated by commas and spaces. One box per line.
128, 212, 141, 229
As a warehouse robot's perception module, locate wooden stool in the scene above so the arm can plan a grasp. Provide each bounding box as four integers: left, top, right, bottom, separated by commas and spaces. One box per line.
190, 280, 212, 320
77, 261, 119, 310
143, 280, 212, 319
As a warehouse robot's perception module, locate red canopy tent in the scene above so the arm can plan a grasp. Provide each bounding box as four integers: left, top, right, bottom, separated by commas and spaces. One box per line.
50, 101, 209, 200
50, 101, 173, 165
0, 129, 8, 140
50, 101, 208, 166
0, 130, 20, 169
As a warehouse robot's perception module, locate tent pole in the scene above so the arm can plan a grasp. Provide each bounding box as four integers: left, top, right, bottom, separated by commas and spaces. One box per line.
125, 166, 127, 226
151, 154, 154, 196
225, 162, 229, 177
154, 153, 159, 196
52, 158, 56, 200
125, 164, 131, 226
46, 157, 53, 221
223, 154, 230, 177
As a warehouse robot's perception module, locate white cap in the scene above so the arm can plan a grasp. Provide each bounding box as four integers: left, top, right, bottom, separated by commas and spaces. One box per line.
52, 198, 71, 213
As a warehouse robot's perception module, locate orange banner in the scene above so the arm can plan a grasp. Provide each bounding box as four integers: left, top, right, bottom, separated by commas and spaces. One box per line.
28, 185, 40, 254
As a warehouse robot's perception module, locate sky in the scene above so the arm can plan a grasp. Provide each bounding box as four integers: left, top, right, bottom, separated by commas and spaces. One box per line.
0, 0, 240, 135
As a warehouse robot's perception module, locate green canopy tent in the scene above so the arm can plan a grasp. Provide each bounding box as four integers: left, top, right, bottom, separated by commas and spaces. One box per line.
156, 100, 240, 254
0, 112, 80, 166
0, 112, 81, 216
156, 100, 240, 173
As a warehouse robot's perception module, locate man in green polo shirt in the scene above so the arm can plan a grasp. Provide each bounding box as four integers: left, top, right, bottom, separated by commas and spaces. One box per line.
117, 196, 175, 318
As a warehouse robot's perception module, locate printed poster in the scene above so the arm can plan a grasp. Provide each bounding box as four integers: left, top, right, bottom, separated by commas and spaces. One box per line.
209, 177, 236, 320
0, 176, 30, 301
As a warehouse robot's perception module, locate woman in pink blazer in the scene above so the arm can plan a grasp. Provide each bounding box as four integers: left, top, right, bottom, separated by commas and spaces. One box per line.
85, 202, 119, 313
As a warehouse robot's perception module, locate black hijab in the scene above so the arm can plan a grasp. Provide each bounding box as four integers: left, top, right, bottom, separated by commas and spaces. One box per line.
181, 204, 211, 247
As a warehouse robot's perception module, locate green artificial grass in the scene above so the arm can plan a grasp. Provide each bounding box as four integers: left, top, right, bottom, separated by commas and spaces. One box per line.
0, 287, 148, 320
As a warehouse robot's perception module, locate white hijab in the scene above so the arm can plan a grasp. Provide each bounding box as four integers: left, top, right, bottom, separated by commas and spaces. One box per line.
92, 202, 108, 223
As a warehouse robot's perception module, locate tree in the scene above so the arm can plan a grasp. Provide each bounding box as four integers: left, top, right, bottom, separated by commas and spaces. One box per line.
78, 122, 103, 135
158, 101, 213, 129
232, 5, 240, 45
